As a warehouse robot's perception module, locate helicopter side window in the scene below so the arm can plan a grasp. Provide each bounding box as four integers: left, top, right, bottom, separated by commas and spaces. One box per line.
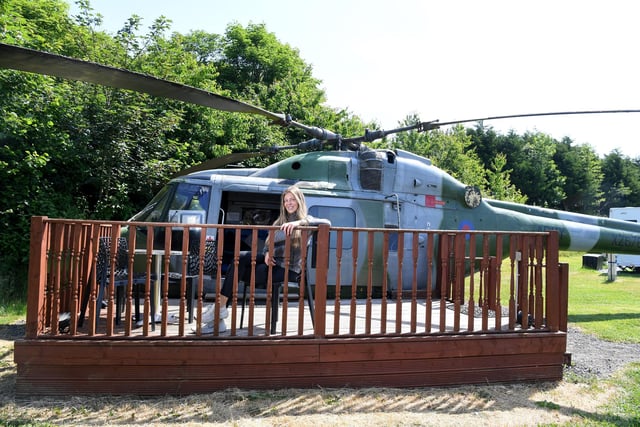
309, 206, 355, 249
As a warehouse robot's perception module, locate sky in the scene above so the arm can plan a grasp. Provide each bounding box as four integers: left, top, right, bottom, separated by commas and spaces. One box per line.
67, 0, 640, 157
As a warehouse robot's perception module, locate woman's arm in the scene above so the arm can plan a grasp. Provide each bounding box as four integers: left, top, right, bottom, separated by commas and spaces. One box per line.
280, 215, 331, 235
303, 215, 331, 227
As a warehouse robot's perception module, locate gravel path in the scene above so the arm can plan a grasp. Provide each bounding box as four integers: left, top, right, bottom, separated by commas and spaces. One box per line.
565, 325, 640, 378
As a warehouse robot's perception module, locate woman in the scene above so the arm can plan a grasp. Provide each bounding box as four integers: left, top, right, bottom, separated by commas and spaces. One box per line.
197, 185, 330, 333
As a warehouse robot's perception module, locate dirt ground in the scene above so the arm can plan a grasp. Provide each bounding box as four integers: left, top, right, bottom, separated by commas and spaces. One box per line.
1, 322, 639, 426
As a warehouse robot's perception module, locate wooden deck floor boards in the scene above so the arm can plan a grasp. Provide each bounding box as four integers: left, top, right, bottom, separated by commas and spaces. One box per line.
80, 297, 517, 338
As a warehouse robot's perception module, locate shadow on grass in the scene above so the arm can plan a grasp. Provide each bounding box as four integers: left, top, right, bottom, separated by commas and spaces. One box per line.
569, 312, 640, 323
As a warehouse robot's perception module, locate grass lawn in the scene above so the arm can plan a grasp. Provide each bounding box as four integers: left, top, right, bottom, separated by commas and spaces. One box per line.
562, 251, 640, 343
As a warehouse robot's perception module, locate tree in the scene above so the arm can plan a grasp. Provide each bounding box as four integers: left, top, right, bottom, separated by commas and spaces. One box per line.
554, 138, 603, 214
600, 150, 640, 214
484, 153, 527, 203
499, 132, 566, 208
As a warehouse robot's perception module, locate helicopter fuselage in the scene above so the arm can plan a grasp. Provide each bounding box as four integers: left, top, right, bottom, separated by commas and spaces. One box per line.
131, 147, 640, 292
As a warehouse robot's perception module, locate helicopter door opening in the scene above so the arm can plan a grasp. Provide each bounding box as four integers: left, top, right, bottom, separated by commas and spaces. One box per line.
219, 191, 281, 265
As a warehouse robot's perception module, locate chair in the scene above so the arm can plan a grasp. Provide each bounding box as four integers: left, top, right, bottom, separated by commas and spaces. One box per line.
165, 239, 217, 323
79, 237, 150, 328
240, 277, 315, 334
269, 277, 315, 334
239, 238, 315, 334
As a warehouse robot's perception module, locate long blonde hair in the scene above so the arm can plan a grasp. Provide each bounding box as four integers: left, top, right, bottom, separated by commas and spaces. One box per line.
274, 185, 308, 225
271, 185, 307, 249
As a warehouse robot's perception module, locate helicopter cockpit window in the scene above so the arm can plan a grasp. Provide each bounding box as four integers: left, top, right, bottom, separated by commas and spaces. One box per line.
167, 184, 211, 224
130, 183, 211, 224
129, 185, 171, 222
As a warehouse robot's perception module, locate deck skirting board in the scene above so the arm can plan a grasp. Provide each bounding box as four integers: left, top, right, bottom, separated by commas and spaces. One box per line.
15, 332, 567, 396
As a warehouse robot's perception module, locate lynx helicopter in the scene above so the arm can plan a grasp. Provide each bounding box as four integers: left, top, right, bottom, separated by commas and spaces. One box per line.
3, 42, 640, 293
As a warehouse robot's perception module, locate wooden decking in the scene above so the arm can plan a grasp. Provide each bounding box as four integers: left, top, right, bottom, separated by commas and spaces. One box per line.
70, 297, 517, 337
14, 217, 569, 396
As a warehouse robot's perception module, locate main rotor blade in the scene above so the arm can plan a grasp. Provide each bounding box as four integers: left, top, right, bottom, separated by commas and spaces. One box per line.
0, 43, 286, 124
435, 110, 640, 127
175, 152, 263, 177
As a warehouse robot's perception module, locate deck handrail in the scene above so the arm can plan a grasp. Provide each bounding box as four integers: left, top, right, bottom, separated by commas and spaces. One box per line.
26, 216, 566, 340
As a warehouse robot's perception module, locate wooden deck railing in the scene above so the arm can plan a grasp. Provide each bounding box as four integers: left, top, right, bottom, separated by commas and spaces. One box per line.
26, 216, 567, 340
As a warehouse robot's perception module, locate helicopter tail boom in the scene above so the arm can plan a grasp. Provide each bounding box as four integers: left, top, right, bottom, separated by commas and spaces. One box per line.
486, 199, 640, 255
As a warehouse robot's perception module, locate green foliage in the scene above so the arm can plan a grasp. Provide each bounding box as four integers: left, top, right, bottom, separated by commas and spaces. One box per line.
468, 124, 610, 213
510, 131, 567, 207
555, 138, 604, 214
484, 153, 527, 203
600, 150, 640, 214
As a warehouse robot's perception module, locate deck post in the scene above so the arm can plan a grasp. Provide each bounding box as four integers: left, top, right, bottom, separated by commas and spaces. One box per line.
558, 262, 569, 332
545, 231, 560, 331
313, 224, 330, 338
26, 216, 48, 338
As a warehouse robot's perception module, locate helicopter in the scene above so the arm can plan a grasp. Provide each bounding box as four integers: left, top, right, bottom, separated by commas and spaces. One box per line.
3, 42, 640, 294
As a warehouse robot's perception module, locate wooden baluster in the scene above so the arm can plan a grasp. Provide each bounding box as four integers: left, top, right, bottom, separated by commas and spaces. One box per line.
425, 232, 433, 333
333, 230, 343, 335
58, 225, 70, 321
69, 223, 84, 336
519, 235, 530, 329
247, 228, 258, 336
439, 233, 449, 333
534, 235, 544, 329
395, 232, 404, 334
453, 232, 466, 333
159, 226, 171, 336
297, 228, 309, 335
178, 226, 190, 336
493, 234, 503, 331
380, 232, 389, 334
467, 233, 476, 332
77, 223, 93, 332
87, 225, 101, 336
410, 231, 419, 333
142, 226, 154, 336
365, 230, 374, 335
480, 234, 490, 332
264, 229, 275, 336
527, 237, 535, 328
124, 226, 137, 336
508, 234, 518, 330
280, 234, 293, 335
212, 228, 225, 334
349, 229, 359, 335
50, 223, 65, 335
